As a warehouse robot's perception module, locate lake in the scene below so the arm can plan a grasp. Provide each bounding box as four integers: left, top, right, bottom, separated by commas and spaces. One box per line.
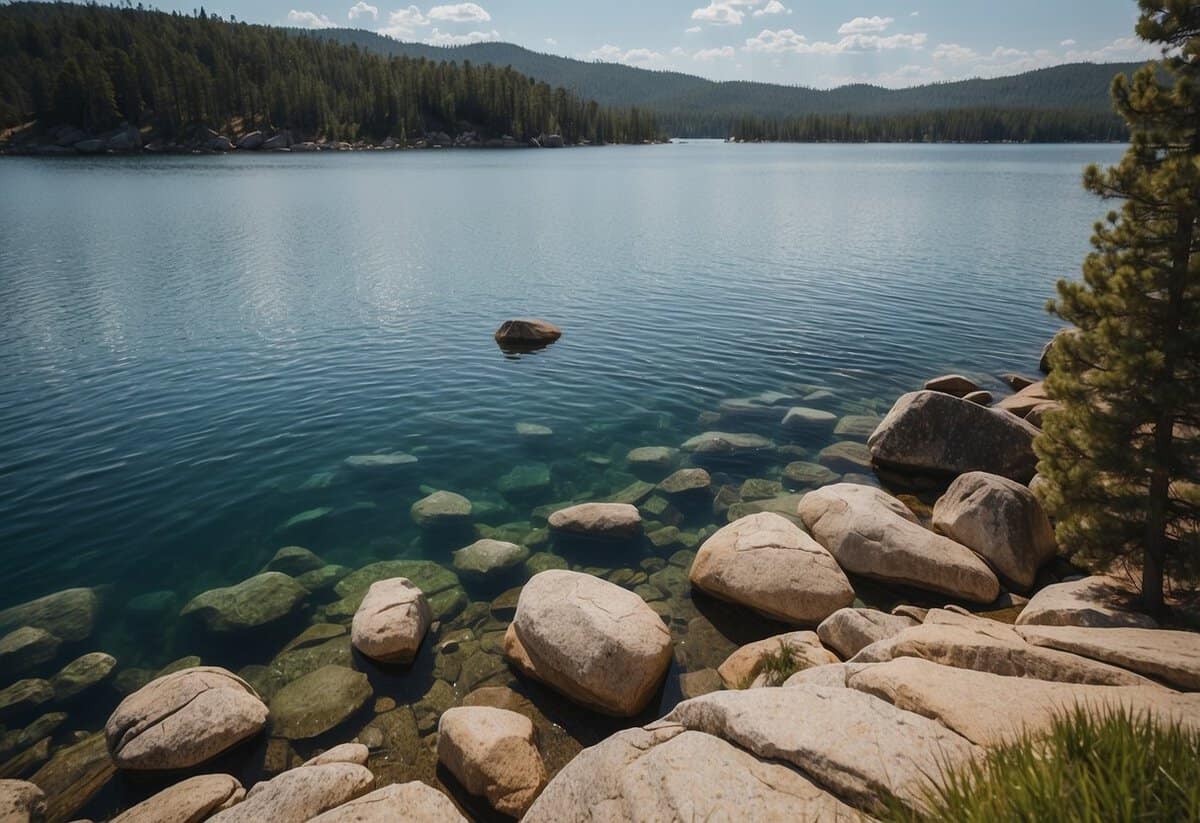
0, 141, 1122, 807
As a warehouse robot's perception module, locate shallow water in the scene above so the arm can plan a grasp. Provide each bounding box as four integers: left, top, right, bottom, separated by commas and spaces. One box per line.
0, 141, 1121, 812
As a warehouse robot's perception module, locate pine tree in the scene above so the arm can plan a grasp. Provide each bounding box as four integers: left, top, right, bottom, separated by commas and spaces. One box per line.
1035, 0, 1200, 615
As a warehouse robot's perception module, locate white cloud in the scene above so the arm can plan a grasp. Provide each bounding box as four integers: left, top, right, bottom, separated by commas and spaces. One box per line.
932, 42, 976, 61
347, 1, 378, 21
378, 5, 429, 38
586, 44, 667, 66
545, 37, 558, 46
745, 27, 925, 55
426, 27, 500, 46
428, 3, 491, 23
692, 2, 745, 26
288, 9, 335, 28
694, 46, 736, 60
685, 26, 702, 34
753, 0, 790, 16
1060, 38, 1076, 47
837, 15, 893, 35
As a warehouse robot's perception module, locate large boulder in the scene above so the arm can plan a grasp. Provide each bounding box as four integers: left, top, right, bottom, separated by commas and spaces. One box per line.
269, 665, 372, 740
208, 762, 374, 823
547, 503, 642, 540
350, 578, 432, 663
105, 667, 268, 770
237, 130, 264, 150
853, 613, 1159, 687
308, 783, 467, 822
51, 652, 117, 701
0, 588, 100, 643
329, 560, 465, 624
0, 628, 61, 677
1015, 576, 1158, 629
1015, 625, 1200, 691
111, 774, 245, 822
437, 706, 547, 817
996, 380, 1058, 422
717, 631, 838, 689
662, 686, 979, 812
523, 726, 858, 822
494, 319, 562, 345
626, 446, 678, 473
503, 570, 672, 716
0, 780, 46, 823
868, 391, 1041, 482
689, 513, 854, 624
932, 472, 1057, 590
817, 608, 919, 659
923, 374, 981, 398
452, 540, 529, 578
847, 657, 1200, 747
181, 572, 307, 635
411, 491, 472, 529
799, 484, 1000, 604
781, 407, 838, 436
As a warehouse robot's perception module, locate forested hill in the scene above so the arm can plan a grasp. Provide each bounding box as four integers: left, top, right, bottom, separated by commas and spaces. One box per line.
0, 3, 661, 147
310, 29, 1141, 138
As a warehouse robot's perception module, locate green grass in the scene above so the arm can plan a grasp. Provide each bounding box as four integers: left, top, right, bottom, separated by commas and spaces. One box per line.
753, 641, 803, 688
882, 708, 1200, 823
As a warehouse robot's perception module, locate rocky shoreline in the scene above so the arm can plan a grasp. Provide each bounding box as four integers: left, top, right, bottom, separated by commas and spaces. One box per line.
2, 334, 1198, 822
1, 123, 667, 157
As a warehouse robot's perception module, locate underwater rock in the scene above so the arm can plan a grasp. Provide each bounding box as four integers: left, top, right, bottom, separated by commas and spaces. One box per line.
799, 484, 1000, 604
932, 471, 1057, 590
657, 468, 711, 496
548, 503, 642, 540
681, 431, 774, 461
781, 407, 838, 436
503, 570, 672, 716
691, 513, 854, 625
342, 453, 418, 472
817, 441, 873, 474
869, 391, 1040, 482
181, 572, 308, 635
834, 415, 883, 442
0, 588, 100, 644
269, 665, 372, 740
606, 480, 656, 506
27, 732, 114, 822
50, 652, 116, 701
516, 423, 554, 441
266, 546, 326, 576
523, 552, 569, 577
0, 627, 61, 677
781, 461, 839, 489
350, 579, 432, 664
106, 667, 268, 770
437, 706, 547, 817
626, 446, 678, 474
497, 464, 552, 500
738, 478, 782, 502
411, 491, 473, 529
111, 773, 245, 823
0, 681, 52, 724
453, 540, 529, 578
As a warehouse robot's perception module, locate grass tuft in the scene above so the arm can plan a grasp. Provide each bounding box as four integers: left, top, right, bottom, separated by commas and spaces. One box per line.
881, 706, 1200, 823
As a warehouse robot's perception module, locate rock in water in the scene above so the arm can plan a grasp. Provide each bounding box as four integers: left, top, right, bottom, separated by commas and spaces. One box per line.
410, 491, 473, 529
932, 471, 1057, 590
503, 570, 672, 716
105, 667, 268, 770
269, 665, 372, 740
922, 374, 981, 397
690, 513, 854, 625
0, 588, 100, 643
111, 774, 245, 822
437, 706, 547, 816
181, 572, 307, 635
799, 484, 1000, 604
51, 652, 117, 701
0, 780, 46, 823
208, 762, 375, 823
868, 390, 1040, 482
453, 540, 529, 578
781, 407, 838, 436
547, 503, 642, 540
308, 783, 467, 822
494, 319, 562, 350
350, 579, 432, 664
0, 627, 61, 677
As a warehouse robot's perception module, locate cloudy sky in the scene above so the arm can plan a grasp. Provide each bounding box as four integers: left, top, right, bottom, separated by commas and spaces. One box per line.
158, 1, 1155, 87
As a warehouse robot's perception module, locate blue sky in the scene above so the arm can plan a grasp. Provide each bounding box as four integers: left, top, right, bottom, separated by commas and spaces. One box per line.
152, 1, 1155, 87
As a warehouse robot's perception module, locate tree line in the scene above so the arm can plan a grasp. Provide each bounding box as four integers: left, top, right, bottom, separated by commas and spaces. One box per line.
727, 108, 1129, 144
0, 2, 662, 144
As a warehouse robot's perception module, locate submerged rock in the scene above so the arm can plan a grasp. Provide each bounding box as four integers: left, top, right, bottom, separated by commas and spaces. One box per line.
106, 667, 268, 770
497, 463, 551, 499
626, 446, 678, 473
781, 407, 838, 436
342, 453, 418, 473
503, 570, 672, 716
50, 652, 116, 701
868, 391, 1040, 482
437, 706, 547, 817
411, 491, 473, 529
690, 513, 854, 625
782, 461, 839, 489
681, 431, 773, 461
799, 484, 1000, 604
350, 578, 432, 664
0, 680, 52, 724
181, 572, 308, 635
266, 546, 326, 577
932, 472, 1057, 590
453, 540, 529, 578
548, 503, 642, 540
0, 627, 61, 677
817, 441, 873, 474
834, 414, 883, 442
27, 732, 114, 822
516, 423, 554, 441
0, 588, 100, 644
657, 468, 711, 496
269, 665, 372, 740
